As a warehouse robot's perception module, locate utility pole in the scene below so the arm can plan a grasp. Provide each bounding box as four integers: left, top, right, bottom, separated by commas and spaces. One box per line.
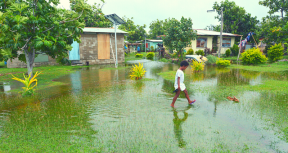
145, 35, 146, 59
219, 7, 223, 58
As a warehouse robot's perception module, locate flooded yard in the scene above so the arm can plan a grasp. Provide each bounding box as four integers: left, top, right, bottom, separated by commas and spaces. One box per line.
0, 60, 288, 152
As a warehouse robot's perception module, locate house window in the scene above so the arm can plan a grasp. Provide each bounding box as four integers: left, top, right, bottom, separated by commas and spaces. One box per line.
197, 38, 207, 48
222, 38, 231, 47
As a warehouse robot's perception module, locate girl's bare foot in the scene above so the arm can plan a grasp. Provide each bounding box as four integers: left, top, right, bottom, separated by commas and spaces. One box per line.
189, 100, 196, 105
171, 104, 175, 107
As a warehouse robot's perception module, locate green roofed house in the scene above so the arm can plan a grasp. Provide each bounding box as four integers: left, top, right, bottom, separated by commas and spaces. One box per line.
7, 27, 127, 68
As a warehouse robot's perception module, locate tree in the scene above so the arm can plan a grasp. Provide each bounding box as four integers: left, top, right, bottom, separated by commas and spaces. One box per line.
205, 24, 221, 31
0, 0, 90, 76
84, 0, 112, 27
162, 17, 197, 61
259, 0, 288, 21
213, 0, 259, 37
149, 19, 165, 39
118, 17, 147, 42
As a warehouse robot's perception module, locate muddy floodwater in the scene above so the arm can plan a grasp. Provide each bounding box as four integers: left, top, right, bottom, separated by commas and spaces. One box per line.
0, 60, 288, 152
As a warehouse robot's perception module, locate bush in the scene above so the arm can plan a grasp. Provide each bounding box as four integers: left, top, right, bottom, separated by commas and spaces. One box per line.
186, 49, 194, 55
159, 58, 170, 63
230, 44, 239, 56
216, 58, 231, 67
191, 60, 205, 72
135, 53, 143, 58
151, 46, 155, 52
225, 49, 231, 57
195, 50, 204, 56
125, 52, 127, 56
172, 53, 177, 58
206, 55, 217, 65
267, 43, 284, 62
129, 62, 146, 80
240, 48, 268, 65
146, 52, 155, 60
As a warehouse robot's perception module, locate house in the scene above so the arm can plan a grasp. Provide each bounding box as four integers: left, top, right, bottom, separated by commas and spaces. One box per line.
7, 27, 127, 68
144, 39, 163, 51
164, 29, 241, 54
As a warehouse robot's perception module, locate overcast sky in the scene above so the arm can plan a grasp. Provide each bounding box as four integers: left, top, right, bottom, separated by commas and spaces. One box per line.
59, 0, 276, 32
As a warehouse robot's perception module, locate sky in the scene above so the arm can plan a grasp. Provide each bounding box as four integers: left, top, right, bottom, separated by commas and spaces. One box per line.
58, 0, 276, 33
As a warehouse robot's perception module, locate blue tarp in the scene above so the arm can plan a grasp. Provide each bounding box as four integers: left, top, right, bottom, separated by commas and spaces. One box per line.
69, 41, 80, 60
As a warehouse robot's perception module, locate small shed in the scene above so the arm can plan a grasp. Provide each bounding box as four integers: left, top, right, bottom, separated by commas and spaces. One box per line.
7, 27, 127, 68
144, 40, 163, 51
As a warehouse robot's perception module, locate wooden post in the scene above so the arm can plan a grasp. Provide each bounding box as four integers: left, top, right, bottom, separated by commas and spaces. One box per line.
251, 35, 258, 48
237, 35, 243, 64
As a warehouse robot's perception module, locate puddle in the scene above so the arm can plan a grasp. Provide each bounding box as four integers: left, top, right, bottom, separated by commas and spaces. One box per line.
0, 60, 288, 152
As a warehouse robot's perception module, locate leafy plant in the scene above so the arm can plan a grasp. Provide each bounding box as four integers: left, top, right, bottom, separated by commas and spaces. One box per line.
11, 71, 41, 96
135, 53, 143, 58
151, 46, 155, 52
159, 58, 170, 63
267, 43, 284, 62
195, 50, 205, 56
225, 49, 231, 57
125, 52, 128, 56
206, 55, 217, 65
216, 58, 231, 67
240, 48, 268, 65
186, 49, 194, 55
230, 44, 240, 56
146, 52, 155, 60
191, 60, 205, 72
130, 62, 146, 80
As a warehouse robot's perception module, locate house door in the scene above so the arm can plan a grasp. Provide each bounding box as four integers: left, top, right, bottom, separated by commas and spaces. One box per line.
69, 41, 80, 60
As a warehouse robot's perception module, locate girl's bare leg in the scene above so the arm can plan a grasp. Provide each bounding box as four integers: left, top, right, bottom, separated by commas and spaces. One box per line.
171, 90, 181, 107
183, 89, 195, 104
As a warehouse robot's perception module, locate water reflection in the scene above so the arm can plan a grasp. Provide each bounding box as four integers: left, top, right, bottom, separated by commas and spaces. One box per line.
172, 106, 192, 148
70, 71, 82, 93
0, 82, 11, 95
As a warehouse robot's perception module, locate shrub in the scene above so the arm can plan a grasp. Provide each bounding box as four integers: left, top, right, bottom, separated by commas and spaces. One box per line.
151, 46, 155, 52
172, 53, 177, 58
230, 44, 239, 56
195, 50, 205, 56
125, 52, 127, 56
11, 71, 41, 96
216, 58, 231, 67
206, 55, 217, 65
130, 62, 146, 80
191, 60, 205, 72
240, 48, 268, 65
159, 58, 170, 63
225, 49, 231, 57
267, 43, 284, 62
146, 52, 155, 60
135, 53, 143, 58
186, 49, 194, 55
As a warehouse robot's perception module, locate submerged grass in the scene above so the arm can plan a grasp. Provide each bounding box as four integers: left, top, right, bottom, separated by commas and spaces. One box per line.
229, 61, 288, 72
125, 52, 148, 62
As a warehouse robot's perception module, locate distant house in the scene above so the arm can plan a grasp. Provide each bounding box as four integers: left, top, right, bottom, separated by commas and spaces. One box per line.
164, 29, 241, 54
7, 27, 127, 68
144, 40, 163, 51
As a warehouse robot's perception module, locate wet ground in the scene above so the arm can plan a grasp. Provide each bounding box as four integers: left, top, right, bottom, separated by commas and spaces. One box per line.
0, 60, 288, 152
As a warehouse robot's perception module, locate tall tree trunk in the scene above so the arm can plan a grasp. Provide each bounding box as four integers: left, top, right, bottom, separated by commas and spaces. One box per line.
281, 9, 284, 21
25, 48, 35, 78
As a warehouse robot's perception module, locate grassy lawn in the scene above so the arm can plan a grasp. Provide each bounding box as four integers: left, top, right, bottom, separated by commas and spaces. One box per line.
125, 52, 148, 62
0, 61, 6, 68
223, 56, 238, 61
229, 61, 288, 72
0, 65, 88, 91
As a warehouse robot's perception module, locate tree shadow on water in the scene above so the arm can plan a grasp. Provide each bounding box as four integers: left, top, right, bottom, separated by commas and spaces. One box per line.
172, 105, 192, 148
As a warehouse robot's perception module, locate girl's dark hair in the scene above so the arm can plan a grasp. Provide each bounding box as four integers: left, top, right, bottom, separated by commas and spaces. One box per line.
180, 60, 189, 67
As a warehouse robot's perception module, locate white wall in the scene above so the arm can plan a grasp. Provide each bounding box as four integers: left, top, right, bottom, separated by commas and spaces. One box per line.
217, 36, 236, 54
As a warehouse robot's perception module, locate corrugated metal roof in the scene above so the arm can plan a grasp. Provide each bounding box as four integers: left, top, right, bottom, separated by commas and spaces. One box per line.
83, 27, 128, 34
146, 39, 163, 42
195, 29, 241, 37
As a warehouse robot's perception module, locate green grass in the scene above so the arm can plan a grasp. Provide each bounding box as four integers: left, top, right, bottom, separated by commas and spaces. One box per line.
125, 52, 148, 62
0, 65, 89, 92
223, 56, 238, 61
0, 61, 6, 68
229, 61, 288, 72
159, 58, 172, 63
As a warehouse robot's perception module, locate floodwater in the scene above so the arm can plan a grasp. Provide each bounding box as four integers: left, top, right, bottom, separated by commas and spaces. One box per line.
0, 60, 288, 152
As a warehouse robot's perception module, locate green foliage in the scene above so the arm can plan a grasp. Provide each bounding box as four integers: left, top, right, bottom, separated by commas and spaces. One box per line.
191, 60, 205, 72
125, 52, 127, 56
172, 53, 177, 58
84, 1, 112, 27
195, 50, 204, 56
146, 52, 155, 60
129, 62, 146, 80
0, 0, 90, 75
213, 0, 259, 37
230, 44, 240, 56
216, 58, 231, 67
150, 46, 155, 52
118, 17, 147, 42
205, 24, 221, 32
149, 19, 165, 39
225, 49, 231, 57
240, 48, 268, 65
135, 53, 143, 58
11, 71, 41, 96
259, 0, 288, 20
267, 43, 285, 62
206, 55, 217, 65
159, 58, 170, 63
186, 49, 194, 55
162, 17, 197, 61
